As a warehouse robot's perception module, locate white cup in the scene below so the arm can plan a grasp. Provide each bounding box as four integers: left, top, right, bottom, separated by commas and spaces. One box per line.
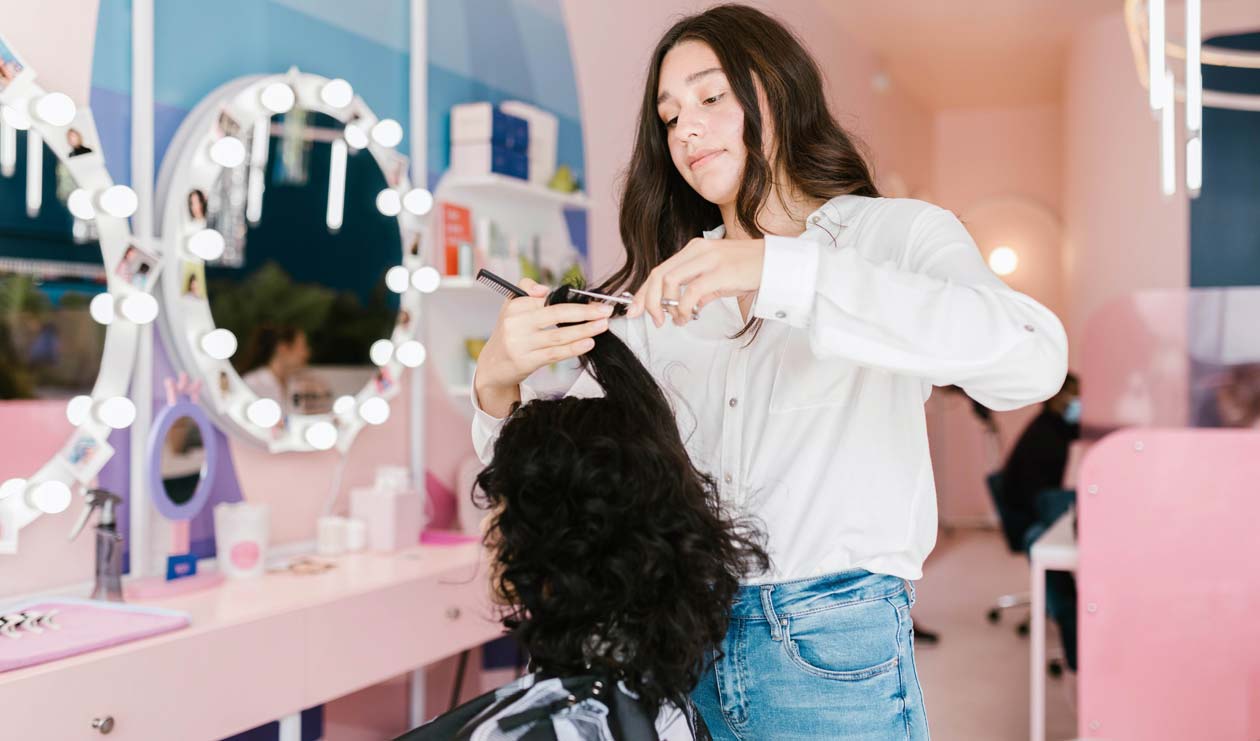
317, 516, 349, 557
214, 502, 269, 579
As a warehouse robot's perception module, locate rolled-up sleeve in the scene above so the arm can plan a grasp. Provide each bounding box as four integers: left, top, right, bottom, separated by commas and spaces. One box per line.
753, 203, 1068, 410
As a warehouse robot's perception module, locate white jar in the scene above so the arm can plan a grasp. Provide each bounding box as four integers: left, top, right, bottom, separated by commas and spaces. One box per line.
213, 502, 269, 579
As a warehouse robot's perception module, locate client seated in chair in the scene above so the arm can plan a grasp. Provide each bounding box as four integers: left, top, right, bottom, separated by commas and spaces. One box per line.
400, 294, 769, 740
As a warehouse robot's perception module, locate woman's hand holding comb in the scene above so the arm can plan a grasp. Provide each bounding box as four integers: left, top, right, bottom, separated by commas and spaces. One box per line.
473, 278, 614, 418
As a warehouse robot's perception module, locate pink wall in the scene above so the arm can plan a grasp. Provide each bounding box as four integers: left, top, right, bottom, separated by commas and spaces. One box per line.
0, 402, 98, 599
1062, 10, 1188, 361
0, 0, 99, 104
933, 104, 1063, 216
559, 0, 935, 281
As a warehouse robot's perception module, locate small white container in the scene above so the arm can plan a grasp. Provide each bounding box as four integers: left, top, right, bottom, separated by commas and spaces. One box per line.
213, 502, 269, 579
317, 516, 349, 557
375, 465, 411, 495
345, 519, 368, 553
350, 486, 425, 552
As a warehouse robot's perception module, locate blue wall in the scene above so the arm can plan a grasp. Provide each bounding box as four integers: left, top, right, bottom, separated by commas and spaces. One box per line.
89, 0, 585, 190
1189, 31, 1260, 288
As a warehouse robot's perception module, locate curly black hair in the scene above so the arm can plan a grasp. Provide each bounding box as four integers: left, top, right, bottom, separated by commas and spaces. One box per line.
475, 294, 769, 714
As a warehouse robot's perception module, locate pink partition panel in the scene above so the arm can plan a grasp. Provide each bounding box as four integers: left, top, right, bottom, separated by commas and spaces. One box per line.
1081, 287, 1260, 438
1076, 428, 1260, 740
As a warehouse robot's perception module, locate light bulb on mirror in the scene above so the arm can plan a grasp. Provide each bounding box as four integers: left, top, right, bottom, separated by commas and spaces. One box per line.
66, 395, 93, 426
333, 395, 356, 416
34, 93, 76, 127
304, 421, 338, 451
385, 266, 411, 294
28, 480, 72, 514
370, 119, 403, 148
97, 185, 138, 218
1, 104, 31, 130
396, 340, 427, 368
188, 229, 226, 261
259, 83, 296, 114
988, 246, 1019, 276
376, 189, 402, 217
369, 339, 395, 367
320, 79, 354, 109
344, 124, 369, 150
200, 329, 238, 360
67, 189, 96, 220
0, 478, 27, 501
246, 398, 282, 428
359, 397, 390, 425
402, 188, 433, 216
411, 266, 440, 293
209, 137, 246, 168
119, 293, 158, 324
89, 293, 115, 325
96, 397, 137, 429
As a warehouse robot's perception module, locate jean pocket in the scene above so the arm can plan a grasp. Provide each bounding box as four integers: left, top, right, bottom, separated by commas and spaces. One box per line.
782, 597, 901, 681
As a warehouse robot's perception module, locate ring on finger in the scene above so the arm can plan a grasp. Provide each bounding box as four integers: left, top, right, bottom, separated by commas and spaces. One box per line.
660, 298, 680, 308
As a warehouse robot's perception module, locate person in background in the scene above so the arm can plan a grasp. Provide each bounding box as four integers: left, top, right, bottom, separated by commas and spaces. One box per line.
1000, 373, 1079, 546
241, 325, 310, 412
1000, 372, 1080, 670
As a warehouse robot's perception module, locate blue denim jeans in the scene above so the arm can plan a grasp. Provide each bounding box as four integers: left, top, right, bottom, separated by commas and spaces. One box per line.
691, 570, 930, 740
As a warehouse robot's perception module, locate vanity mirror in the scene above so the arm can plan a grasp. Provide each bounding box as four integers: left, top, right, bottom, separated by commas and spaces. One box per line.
0, 32, 145, 538
156, 70, 436, 453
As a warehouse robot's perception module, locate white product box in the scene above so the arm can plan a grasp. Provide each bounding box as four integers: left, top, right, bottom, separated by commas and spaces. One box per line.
350, 486, 425, 552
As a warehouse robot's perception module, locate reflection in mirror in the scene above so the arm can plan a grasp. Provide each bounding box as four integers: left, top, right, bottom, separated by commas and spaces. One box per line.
196, 109, 399, 416
0, 127, 105, 400
159, 415, 206, 506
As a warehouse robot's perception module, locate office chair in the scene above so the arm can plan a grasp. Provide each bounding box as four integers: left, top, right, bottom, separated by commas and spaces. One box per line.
985, 471, 1066, 677
984, 472, 1031, 629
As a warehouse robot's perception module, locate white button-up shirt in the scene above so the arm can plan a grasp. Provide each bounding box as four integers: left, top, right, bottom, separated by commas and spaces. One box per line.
473, 195, 1067, 582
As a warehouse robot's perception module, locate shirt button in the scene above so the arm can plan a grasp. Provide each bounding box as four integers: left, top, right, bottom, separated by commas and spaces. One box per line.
775, 311, 787, 319
810, 215, 821, 224
728, 397, 738, 408
724, 474, 733, 484
1023, 324, 1035, 332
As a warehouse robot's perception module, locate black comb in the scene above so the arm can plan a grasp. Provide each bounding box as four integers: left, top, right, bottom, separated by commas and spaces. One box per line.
475, 269, 528, 300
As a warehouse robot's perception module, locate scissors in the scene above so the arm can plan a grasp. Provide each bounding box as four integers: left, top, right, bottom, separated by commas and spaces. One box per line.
476, 269, 634, 306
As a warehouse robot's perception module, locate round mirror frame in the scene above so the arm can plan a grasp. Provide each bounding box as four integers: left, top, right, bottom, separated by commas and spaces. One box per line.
155, 70, 428, 453
0, 60, 146, 533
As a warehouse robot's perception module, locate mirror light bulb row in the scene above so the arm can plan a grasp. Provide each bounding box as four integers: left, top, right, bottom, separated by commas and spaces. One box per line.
0, 478, 73, 514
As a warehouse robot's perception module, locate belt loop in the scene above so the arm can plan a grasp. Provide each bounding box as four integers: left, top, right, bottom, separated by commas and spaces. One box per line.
903, 579, 917, 608
760, 585, 784, 641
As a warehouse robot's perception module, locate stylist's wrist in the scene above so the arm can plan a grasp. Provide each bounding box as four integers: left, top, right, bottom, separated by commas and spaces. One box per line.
473, 368, 521, 420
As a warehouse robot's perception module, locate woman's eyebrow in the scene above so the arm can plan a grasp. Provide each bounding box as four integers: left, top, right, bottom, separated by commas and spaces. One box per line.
656, 67, 724, 105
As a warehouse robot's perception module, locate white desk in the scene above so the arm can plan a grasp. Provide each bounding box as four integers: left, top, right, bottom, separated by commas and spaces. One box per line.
1029, 509, 1078, 741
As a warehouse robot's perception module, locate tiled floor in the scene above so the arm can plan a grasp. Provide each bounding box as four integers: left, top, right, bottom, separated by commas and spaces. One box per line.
914, 528, 1077, 741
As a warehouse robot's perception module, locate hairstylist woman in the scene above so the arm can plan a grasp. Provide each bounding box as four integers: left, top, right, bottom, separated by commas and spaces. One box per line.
471, 5, 1067, 739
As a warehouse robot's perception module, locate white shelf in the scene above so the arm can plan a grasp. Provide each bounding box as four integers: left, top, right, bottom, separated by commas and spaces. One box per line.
437, 276, 479, 290
442, 172, 588, 209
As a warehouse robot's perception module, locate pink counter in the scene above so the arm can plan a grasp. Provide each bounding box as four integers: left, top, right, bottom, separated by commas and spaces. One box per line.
0, 543, 500, 740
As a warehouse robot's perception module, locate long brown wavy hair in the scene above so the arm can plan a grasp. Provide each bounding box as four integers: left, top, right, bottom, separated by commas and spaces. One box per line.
598, 4, 880, 337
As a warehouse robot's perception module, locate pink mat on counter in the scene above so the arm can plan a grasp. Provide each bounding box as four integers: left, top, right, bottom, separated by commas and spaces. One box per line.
0, 598, 190, 673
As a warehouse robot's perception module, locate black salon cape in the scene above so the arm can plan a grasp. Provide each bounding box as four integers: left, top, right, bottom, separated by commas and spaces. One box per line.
394, 673, 709, 741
